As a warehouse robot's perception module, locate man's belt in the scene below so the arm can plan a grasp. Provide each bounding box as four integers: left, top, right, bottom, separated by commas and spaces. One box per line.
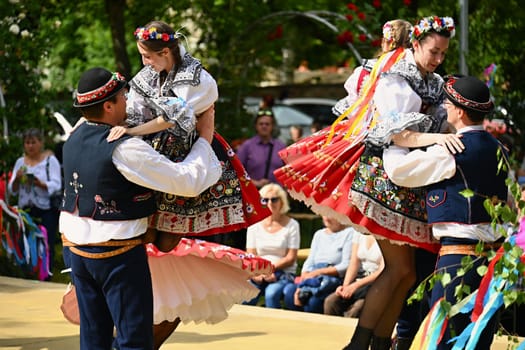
438, 242, 502, 257
62, 235, 147, 259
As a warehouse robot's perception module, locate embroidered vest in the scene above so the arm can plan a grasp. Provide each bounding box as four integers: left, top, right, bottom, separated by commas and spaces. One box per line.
426, 131, 508, 224
61, 122, 156, 220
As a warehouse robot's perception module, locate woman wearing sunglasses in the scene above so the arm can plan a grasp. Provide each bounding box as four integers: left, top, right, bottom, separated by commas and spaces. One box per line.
244, 183, 300, 308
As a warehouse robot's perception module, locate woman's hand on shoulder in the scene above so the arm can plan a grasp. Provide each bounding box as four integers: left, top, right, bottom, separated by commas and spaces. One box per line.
107, 126, 128, 142
434, 133, 464, 154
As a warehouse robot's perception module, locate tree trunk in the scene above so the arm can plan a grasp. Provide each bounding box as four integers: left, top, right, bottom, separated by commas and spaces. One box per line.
105, 0, 131, 79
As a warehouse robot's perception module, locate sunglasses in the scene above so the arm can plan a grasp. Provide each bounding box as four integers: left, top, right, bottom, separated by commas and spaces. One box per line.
257, 109, 274, 117
261, 197, 280, 204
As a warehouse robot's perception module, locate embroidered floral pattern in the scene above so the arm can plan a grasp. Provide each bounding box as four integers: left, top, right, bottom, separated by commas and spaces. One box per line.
384, 57, 445, 107
126, 52, 269, 235
94, 195, 121, 215
351, 150, 428, 222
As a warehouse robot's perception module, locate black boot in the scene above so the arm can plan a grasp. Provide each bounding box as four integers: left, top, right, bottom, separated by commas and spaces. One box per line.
392, 337, 413, 350
371, 335, 392, 350
342, 326, 373, 350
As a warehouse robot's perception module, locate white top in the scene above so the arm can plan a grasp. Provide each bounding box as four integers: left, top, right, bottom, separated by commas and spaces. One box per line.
333, 66, 363, 114
383, 125, 502, 242
8, 155, 62, 210
354, 233, 382, 275
301, 227, 354, 277
60, 137, 222, 244
373, 64, 422, 117
246, 218, 301, 274
178, 45, 218, 115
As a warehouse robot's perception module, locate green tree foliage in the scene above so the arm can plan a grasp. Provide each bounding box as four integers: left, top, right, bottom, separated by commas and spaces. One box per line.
1, 0, 524, 166
0, 1, 57, 175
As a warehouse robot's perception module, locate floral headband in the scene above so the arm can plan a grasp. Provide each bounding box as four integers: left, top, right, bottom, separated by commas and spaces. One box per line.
382, 21, 394, 42
134, 26, 180, 42
411, 16, 455, 42
76, 72, 125, 105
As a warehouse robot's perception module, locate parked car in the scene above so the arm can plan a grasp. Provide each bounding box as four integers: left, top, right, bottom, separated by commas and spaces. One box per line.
280, 97, 338, 127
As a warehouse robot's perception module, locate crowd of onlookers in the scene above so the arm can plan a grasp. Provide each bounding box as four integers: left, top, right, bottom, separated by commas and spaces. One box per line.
241, 181, 384, 318
233, 100, 385, 318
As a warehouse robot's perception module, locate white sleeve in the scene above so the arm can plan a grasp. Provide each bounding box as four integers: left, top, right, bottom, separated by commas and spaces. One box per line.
383, 145, 456, 187
113, 137, 222, 197
343, 67, 362, 99
185, 70, 218, 115
45, 156, 62, 194
374, 74, 422, 115
7, 158, 24, 194
288, 219, 301, 249
333, 67, 363, 116
246, 225, 257, 250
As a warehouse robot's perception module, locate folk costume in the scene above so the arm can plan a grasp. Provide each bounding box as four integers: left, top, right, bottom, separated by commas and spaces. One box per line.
274, 49, 404, 225
60, 67, 222, 349
384, 76, 507, 350
275, 47, 446, 252
127, 44, 270, 237
149, 238, 273, 325
128, 28, 272, 327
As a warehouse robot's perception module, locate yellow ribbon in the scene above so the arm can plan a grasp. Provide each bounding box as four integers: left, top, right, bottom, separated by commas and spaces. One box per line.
325, 48, 406, 146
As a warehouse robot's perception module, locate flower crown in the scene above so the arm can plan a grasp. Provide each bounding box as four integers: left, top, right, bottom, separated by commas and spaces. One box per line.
134, 26, 180, 42
411, 16, 455, 42
382, 21, 394, 42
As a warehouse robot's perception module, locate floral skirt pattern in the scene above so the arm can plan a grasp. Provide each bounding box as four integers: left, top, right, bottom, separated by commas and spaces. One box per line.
349, 148, 438, 252
275, 129, 439, 252
147, 131, 270, 236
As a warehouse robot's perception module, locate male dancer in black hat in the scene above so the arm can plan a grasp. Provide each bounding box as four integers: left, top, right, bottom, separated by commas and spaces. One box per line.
383, 75, 508, 349
60, 67, 221, 350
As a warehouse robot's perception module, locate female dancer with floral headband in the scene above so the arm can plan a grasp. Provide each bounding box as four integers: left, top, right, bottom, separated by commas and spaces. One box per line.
343, 16, 459, 350
108, 20, 273, 349
275, 16, 462, 349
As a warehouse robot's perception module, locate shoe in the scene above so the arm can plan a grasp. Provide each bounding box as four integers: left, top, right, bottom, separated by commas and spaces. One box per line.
392, 337, 413, 350
371, 335, 392, 350
342, 325, 373, 350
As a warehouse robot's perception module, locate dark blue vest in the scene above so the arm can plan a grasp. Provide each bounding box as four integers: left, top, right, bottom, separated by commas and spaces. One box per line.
61, 122, 156, 220
426, 130, 508, 224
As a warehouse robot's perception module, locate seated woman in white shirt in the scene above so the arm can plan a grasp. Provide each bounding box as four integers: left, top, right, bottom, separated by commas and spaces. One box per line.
244, 183, 300, 308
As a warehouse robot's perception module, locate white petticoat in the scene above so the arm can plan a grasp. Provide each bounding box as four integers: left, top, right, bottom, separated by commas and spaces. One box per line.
60, 238, 273, 327
147, 238, 273, 325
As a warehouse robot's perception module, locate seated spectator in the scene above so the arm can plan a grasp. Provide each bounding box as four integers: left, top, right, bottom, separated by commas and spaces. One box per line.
324, 232, 384, 318
283, 216, 354, 313
244, 183, 300, 308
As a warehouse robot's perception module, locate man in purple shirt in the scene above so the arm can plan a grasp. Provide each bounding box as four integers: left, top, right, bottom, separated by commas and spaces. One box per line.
237, 108, 286, 188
